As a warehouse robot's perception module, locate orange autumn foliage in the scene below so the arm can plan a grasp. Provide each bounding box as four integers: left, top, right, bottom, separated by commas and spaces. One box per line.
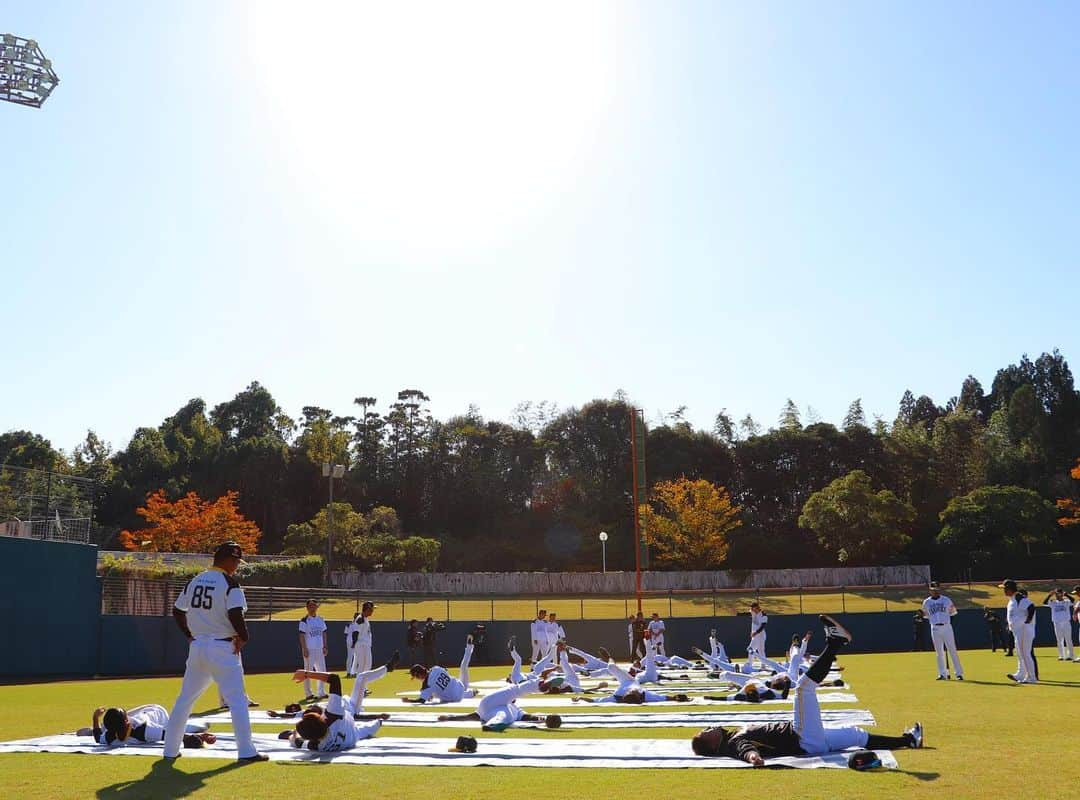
1056, 458, 1080, 528
119, 490, 261, 553
639, 477, 742, 568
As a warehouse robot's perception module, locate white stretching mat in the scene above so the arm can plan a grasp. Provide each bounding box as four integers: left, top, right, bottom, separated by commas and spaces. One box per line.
198, 708, 876, 730
372, 692, 858, 708
0, 733, 898, 769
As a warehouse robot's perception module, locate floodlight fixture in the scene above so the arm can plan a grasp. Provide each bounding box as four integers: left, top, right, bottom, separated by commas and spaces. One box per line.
0, 33, 59, 108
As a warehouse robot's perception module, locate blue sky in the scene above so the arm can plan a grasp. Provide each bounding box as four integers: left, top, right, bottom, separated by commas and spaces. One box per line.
3, 1, 1079, 452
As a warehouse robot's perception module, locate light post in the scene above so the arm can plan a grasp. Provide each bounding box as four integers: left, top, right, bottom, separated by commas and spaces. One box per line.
322, 462, 345, 584
599, 531, 608, 574
1, 34, 59, 108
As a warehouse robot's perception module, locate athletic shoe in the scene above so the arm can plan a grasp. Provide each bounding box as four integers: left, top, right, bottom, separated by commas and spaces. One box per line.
386, 650, 401, 672
237, 753, 269, 763
248, 700, 260, 708
906, 722, 924, 749
819, 614, 852, 645
467, 634, 474, 645
936, 675, 947, 681
507, 635, 516, 652
1006, 673, 1019, 683
956, 675, 964, 681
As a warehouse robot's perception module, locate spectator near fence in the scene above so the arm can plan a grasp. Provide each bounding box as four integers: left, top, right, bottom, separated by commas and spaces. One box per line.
405, 620, 422, 664
422, 617, 445, 666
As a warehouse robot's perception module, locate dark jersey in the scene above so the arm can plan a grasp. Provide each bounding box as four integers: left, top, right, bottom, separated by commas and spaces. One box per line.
720, 722, 804, 762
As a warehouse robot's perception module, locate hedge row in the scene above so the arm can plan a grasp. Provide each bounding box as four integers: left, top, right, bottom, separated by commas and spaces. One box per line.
97, 554, 325, 587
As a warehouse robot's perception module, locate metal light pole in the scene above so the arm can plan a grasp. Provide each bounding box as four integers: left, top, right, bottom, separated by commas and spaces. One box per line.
1, 34, 59, 108
322, 462, 345, 585
599, 531, 608, 574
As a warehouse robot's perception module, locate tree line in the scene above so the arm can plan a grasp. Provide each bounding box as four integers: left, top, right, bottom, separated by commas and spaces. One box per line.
2, 349, 1079, 578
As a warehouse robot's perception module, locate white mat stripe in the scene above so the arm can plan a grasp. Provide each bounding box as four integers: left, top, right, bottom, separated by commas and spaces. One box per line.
0, 734, 897, 769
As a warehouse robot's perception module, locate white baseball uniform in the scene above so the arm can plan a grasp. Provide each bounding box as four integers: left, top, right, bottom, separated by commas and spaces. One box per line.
921, 593, 963, 678
531, 617, 546, 661
419, 641, 475, 702
477, 676, 541, 729
313, 684, 383, 752
709, 632, 728, 664
546, 619, 563, 655
1046, 597, 1075, 660
648, 618, 667, 656
1006, 594, 1037, 683
352, 615, 373, 675
749, 610, 767, 666
300, 614, 328, 696
163, 567, 258, 759
344, 619, 358, 673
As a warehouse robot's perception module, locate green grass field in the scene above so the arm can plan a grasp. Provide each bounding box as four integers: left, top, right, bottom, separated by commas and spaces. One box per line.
2, 645, 1078, 799
254, 580, 1079, 621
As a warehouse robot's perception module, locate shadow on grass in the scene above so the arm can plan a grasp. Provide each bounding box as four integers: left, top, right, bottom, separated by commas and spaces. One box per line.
895, 769, 940, 781
96, 758, 241, 799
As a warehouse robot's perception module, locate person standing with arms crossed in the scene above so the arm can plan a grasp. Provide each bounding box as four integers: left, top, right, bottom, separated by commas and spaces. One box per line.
161, 542, 267, 763
920, 581, 964, 680
299, 600, 328, 700
352, 600, 376, 675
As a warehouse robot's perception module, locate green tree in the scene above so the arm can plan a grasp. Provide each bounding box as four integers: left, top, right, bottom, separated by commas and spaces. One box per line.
778, 399, 801, 431
843, 399, 867, 431
938, 484, 1057, 557
798, 470, 914, 564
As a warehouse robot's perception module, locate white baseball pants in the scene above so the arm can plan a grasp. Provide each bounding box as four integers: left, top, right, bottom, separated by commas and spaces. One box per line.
163, 639, 256, 759
793, 671, 868, 755
304, 649, 327, 696
930, 623, 964, 678
1053, 620, 1075, 660
1012, 625, 1036, 683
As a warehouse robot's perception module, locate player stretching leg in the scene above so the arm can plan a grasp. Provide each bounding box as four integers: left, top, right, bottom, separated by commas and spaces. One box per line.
566, 646, 615, 676
692, 615, 923, 764
83, 704, 214, 749
405, 636, 478, 703
436, 676, 564, 731
286, 671, 385, 751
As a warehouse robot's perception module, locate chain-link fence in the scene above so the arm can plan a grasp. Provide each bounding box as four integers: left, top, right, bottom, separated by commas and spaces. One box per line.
99, 576, 1080, 620
0, 464, 97, 544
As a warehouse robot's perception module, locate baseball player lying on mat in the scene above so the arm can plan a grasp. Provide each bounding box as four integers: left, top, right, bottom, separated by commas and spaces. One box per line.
435, 676, 564, 731
403, 635, 478, 703
81, 704, 215, 749
283, 669, 392, 751
702, 670, 793, 702
692, 615, 924, 765
572, 658, 690, 704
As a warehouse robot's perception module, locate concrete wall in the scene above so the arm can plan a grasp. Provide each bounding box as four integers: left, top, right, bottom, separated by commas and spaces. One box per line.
88, 606, 1073, 677
0, 536, 100, 678
331, 565, 933, 594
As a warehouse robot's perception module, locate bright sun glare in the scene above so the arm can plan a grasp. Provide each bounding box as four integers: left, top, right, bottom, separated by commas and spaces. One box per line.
245, 1, 619, 262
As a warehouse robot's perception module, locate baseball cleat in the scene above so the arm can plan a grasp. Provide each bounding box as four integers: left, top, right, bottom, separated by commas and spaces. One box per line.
467, 634, 474, 645
248, 700, 260, 707
386, 650, 401, 672
819, 615, 852, 644
237, 753, 270, 763
507, 635, 516, 652
907, 722, 924, 749
1006, 673, 1019, 683
956, 675, 964, 681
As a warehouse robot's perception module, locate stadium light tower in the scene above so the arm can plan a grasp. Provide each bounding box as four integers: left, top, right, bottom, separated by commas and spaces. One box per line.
322, 462, 346, 584
0, 34, 59, 108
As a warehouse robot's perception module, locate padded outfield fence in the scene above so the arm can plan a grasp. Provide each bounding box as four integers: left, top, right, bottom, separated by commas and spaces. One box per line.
98, 576, 1080, 621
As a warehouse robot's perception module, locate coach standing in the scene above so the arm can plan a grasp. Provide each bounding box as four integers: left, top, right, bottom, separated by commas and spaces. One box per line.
162, 541, 266, 762
353, 600, 376, 675
920, 582, 964, 680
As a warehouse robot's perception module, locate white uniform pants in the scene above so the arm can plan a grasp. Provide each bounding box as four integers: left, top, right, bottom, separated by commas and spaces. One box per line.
1012, 625, 1036, 683
349, 664, 388, 711
304, 649, 327, 696
930, 623, 963, 677
652, 636, 666, 657
345, 641, 355, 673
478, 676, 540, 725
164, 639, 256, 759
749, 633, 766, 666
1053, 620, 1075, 660
793, 672, 868, 755
354, 643, 372, 675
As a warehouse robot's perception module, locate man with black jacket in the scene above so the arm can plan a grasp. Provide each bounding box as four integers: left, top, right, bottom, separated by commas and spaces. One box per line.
691, 615, 923, 765
423, 617, 445, 667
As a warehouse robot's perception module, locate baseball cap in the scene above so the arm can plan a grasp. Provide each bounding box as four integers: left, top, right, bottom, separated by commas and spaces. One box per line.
928, 581, 940, 589
214, 541, 245, 562
999, 579, 1018, 591
448, 735, 478, 753
362, 600, 377, 610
